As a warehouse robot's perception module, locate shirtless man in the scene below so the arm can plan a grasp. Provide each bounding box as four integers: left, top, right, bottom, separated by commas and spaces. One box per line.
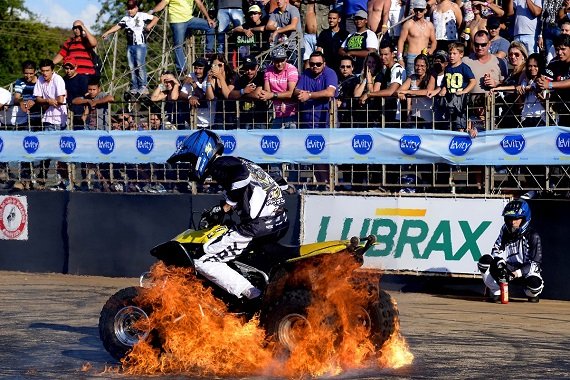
368, 0, 391, 34
397, 0, 436, 75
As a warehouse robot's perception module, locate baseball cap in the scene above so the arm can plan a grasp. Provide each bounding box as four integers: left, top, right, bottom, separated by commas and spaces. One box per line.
63, 56, 77, 67
271, 47, 287, 60
411, 0, 427, 9
243, 55, 258, 68
434, 50, 448, 61
193, 57, 209, 67
486, 16, 501, 30
248, 5, 262, 13
354, 10, 368, 19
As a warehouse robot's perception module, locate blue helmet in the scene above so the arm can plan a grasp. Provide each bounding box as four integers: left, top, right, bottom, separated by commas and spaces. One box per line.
167, 129, 224, 182
502, 199, 531, 234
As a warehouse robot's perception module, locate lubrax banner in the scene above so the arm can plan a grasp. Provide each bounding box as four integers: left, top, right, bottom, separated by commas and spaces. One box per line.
302, 195, 508, 275
1, 127, 570, 164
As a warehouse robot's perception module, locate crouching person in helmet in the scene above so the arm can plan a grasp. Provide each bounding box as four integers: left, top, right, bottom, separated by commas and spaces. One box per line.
167, 129, 289, 302
478, 199, 544, 303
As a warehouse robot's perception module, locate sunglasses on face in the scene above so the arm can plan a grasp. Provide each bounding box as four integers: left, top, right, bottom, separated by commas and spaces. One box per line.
340, 65, 352, 68
72, 26, 81, 30
414, 8, 426, 12
309, 62, 323, 67
249, 11, 261, 15
354, 17, 366, 21
474, 42, 488, 48
509, 52, 522, 57
216, 63, 224, 67
64, 66, 75, 70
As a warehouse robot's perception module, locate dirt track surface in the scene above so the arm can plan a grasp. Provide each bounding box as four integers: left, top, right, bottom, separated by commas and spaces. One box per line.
1, 271, 569, 379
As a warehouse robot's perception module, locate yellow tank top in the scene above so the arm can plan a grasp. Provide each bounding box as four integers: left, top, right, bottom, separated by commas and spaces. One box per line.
167, 0, 195, 23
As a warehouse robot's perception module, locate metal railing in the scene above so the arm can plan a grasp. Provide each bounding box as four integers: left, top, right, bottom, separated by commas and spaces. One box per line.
2, 82, 570, 196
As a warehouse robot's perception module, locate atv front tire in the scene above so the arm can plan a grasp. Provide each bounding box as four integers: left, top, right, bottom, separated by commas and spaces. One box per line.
367, 289, 400, 348
98, 286, 151, 361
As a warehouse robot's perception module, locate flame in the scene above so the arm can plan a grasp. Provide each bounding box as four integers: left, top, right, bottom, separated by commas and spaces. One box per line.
119, 252, 413, 378
378, 333, 415, 369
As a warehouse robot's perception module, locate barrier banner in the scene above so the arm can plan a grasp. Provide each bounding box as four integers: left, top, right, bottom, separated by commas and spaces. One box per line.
302, 195, 508, 274
1, 127, 570, 165
0, 195, 28, 240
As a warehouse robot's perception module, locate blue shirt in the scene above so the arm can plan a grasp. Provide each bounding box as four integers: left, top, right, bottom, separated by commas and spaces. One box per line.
296, 66, 338, 128
444, 63, 475, 93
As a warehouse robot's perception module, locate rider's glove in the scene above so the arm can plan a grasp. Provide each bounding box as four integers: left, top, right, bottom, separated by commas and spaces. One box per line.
208, 204, 225, 223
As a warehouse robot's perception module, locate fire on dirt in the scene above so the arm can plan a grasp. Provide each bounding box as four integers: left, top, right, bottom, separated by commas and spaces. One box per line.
120, 255, 413, 378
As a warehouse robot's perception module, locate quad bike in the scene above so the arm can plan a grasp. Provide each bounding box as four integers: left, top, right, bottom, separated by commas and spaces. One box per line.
99, 212, 400, 361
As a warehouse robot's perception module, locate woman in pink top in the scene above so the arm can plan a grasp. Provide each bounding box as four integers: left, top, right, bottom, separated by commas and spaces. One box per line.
260, 48, 299, 129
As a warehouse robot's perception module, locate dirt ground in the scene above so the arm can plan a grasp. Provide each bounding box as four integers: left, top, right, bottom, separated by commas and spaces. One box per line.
1, 271, 569, 379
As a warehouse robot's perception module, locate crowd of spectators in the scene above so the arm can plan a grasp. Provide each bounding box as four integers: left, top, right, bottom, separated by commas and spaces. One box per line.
2, 0, 570, 193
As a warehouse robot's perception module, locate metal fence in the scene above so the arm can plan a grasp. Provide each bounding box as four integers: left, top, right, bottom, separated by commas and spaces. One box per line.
1, 89, 569, 196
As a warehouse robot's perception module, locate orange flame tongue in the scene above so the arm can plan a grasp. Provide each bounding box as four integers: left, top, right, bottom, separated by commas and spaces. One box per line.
123, 262, 273, 376
121, 256, 413, 377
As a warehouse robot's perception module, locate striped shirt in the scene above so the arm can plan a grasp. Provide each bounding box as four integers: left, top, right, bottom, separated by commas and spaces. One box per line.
57, 37, 95, 75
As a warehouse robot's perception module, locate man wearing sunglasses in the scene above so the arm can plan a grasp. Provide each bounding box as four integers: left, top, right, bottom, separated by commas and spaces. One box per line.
339, 10, 379, 74
294, 51, 338, 186
397, 0, 436, 75
53, 20, 98, 77
294, 51, 338, 129
463, 29, 506, 94
487, 16, 509, 60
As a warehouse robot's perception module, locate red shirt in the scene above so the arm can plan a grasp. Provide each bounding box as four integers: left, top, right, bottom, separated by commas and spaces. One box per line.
58, 37, 95, 75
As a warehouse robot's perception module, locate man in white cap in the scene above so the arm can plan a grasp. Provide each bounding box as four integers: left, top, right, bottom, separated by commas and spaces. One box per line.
397, 0, 436, 75
231, 4, 269, 57
338, 10, 379, 74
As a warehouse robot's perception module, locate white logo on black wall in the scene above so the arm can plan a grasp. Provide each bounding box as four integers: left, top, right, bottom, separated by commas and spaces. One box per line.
0, 196, 28, 240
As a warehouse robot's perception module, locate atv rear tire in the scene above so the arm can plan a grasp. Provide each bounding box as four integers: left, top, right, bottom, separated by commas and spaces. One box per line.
98, 286, 151, 361
261, 289, 313, 352
367, 289, 400, 348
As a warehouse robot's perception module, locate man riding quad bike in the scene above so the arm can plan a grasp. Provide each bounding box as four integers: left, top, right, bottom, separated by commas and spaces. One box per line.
167, 128, 290, 303
98, 129, 400, 363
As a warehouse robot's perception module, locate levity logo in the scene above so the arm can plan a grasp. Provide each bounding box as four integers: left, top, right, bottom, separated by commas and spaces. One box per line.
400, 135, 421, 155
556, 132, 570, 154
176, 135, 190, 149
501, 134, 525, 155
306, 134, 325, 155
260, 135, 280, 155
97, 136, 115, 155
136, 136, 154, 154
220, 135, 237, 154
23, 136, 39, 154
59, 136, 76, 154
448, 136, 472, 156
316, 207, 491, 261
352, 134, 373, 155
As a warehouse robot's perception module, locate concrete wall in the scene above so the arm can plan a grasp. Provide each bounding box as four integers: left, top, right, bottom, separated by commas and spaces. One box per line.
0, 192, 567, 300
